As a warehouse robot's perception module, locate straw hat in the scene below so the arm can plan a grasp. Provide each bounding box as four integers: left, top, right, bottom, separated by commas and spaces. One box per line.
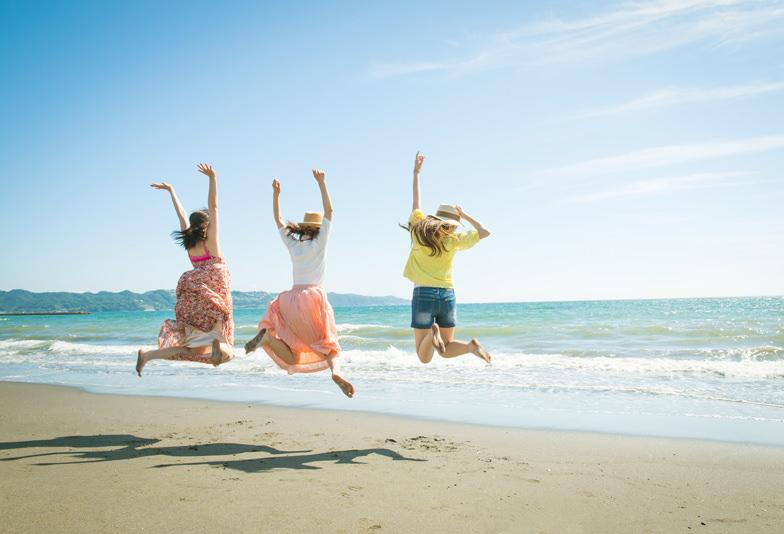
432, 204, 461, 225
299, 211, 323, 228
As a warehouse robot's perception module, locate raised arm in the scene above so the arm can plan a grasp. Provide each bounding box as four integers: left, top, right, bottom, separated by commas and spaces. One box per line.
456, 206, 491, 239
196, 163, 221, 254
272, 179, 284, 229
312, 169, 333, 220
412, 151, 424, 211
150, 182, 188, 231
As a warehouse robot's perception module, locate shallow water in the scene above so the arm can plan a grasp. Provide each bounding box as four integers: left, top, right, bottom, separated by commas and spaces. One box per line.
1, 296, 783, 445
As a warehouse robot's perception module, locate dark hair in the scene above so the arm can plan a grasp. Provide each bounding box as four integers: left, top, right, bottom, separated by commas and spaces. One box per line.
172, 209, 209, 249
285, 222, 321, 241
400, 216, 456, 257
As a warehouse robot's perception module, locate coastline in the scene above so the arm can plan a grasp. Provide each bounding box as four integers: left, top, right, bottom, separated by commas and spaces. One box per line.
1, 382, 783, 533
0, 311, 91, 316
4, 377, 783, 449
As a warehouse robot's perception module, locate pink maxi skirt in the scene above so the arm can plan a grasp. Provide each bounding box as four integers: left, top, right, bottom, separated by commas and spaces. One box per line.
259, 285, 340, 374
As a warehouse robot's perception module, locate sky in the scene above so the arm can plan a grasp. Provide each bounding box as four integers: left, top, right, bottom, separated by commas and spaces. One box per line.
1, 0, 782, 303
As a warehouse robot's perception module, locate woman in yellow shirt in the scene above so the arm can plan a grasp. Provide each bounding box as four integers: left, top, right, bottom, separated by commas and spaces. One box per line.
402, 152, 492, 364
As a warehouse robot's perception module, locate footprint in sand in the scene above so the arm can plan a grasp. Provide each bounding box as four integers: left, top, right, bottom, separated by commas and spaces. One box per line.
400, 435, 461, 452
358, 518, 382, 531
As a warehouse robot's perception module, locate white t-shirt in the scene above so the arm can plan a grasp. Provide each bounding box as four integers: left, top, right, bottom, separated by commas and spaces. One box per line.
280, 217, 331, 286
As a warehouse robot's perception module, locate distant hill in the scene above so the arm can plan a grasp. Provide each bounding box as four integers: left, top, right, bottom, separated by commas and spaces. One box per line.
0, 289, 406, 313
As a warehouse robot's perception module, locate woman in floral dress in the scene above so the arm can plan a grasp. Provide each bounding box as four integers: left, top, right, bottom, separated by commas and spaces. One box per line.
135, 163, 233, 376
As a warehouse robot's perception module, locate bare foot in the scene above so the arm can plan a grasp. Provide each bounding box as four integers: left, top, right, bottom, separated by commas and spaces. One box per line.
136, 349, 146, 377
332, 374, 355, 398
471, 338, 492, 364
244, 328, 266, 354
431, 324, 446, 354
211, 339, 224, 367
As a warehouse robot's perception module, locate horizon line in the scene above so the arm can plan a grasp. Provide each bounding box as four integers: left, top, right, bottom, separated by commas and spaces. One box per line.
1, 288, 782, 307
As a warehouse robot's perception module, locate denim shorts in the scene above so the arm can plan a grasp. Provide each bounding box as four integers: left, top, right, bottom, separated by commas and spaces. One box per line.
411, 287, 457, 329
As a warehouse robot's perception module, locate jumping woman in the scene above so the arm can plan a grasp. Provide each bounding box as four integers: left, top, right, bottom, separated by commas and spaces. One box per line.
244, 170, 355, 398
403, 152, 492, 365
136, 163, 234, 376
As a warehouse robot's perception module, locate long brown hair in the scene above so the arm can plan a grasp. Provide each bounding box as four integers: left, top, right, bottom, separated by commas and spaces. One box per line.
285, 222, 321, 241
400, 216, 456, 256
172, 209, 209, 249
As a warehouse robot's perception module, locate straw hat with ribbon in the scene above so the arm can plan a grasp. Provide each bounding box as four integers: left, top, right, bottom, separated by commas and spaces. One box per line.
299, 211, 323, 228
432, 204, 461, 225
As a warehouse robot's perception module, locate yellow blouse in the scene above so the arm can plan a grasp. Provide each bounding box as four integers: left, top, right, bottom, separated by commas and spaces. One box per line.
403, 209, 480, 288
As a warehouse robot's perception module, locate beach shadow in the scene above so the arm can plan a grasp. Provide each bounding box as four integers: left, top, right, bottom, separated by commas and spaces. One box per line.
0, 435, 425, 471
0, 434, 307, 465
0, 434, 157, 452
153, 447, 426, 473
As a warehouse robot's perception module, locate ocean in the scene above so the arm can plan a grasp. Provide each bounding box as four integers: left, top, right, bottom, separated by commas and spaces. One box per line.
1, 297, 782, 445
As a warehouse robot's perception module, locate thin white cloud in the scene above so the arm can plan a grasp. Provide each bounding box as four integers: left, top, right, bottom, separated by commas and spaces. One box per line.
569, 81, 784, 119
369, 0, 784, 78
546, 135, 784, 176
569, 171, 746, 202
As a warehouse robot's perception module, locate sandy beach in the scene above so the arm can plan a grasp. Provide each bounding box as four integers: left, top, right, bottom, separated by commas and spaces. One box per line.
0, 382, 782, 533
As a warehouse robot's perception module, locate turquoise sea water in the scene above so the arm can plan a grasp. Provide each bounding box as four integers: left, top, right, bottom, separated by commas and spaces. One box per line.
1, 297, 782, 445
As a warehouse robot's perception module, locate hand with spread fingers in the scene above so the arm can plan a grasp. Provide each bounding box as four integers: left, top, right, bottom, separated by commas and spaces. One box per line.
196, 163, 216, 179
150, 182, 174, 192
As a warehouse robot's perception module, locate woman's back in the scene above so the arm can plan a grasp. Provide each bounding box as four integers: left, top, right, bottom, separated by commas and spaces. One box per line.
404, 209, 479, 288
280, 217, 331, 286
187, 241, 213, 264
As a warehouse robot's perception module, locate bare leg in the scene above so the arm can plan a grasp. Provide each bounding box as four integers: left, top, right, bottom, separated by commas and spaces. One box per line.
326, 355, 355, 398
438, 328, 492, 363
260, 332, 296, 366
135, 346, 194, 377
413, 328, 436, 364
244, 328, 266, 354
210, 339, 232, 367
136, 349, 144, 377
431, 323, 446, 354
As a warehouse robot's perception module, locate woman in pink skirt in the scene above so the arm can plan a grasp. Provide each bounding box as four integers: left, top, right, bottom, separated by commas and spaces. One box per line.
244, 170, 355, 398
135, 163, 234, 376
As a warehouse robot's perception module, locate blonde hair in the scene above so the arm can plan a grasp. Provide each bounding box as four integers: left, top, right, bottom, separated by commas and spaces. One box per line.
401, 216, 456, 256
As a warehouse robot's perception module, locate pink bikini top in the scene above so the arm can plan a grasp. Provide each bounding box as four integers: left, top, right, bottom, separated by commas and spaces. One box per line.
188, 243, 213, 265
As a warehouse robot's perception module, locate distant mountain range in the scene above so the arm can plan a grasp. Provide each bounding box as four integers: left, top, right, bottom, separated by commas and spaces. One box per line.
0, 289, 407, 313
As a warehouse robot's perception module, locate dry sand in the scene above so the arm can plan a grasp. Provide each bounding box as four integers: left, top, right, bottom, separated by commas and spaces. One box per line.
1, 382, 782, 533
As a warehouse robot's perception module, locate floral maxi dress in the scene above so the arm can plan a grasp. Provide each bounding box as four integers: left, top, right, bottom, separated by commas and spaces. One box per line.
157, 254, 234, 364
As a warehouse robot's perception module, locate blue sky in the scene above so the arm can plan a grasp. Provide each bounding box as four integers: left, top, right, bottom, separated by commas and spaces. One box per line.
1, 0, 782, 302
